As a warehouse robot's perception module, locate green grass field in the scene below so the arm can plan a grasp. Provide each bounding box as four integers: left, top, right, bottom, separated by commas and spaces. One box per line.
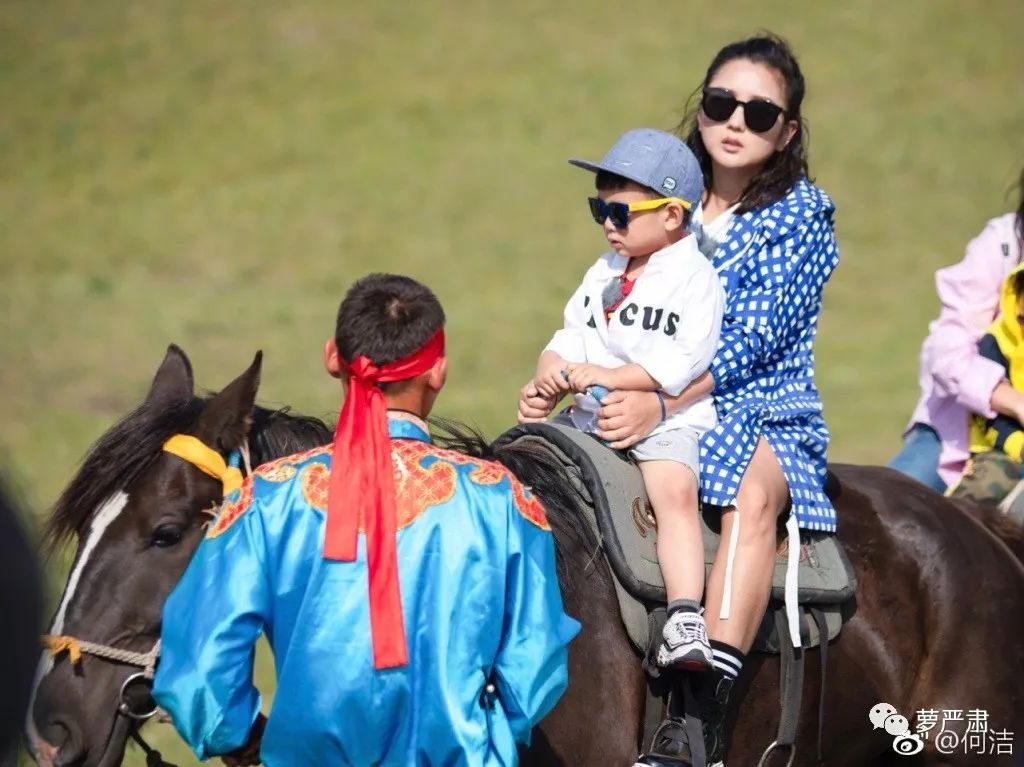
3, 1, 1022, 764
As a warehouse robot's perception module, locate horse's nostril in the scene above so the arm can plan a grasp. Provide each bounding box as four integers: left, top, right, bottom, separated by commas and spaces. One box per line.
30, 735, 59, 767
41, 721, 70, 751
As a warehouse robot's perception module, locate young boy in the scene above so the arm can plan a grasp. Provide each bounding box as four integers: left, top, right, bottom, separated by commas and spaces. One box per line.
951, 265, 1024, 505
525, 128, 724, 669
155, 274, 579, 766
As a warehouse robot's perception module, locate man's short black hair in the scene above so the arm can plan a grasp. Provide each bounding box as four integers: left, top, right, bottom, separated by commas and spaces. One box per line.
335, 273, 445, 367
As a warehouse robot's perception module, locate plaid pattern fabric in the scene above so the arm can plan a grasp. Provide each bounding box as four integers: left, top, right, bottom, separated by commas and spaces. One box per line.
698, 179, 840, 531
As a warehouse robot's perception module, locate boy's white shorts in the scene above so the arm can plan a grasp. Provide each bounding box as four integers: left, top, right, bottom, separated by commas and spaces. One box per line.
629, 427, 701, 479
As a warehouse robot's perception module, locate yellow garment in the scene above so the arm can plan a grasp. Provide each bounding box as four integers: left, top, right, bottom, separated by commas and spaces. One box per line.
969, 263, 1024, 461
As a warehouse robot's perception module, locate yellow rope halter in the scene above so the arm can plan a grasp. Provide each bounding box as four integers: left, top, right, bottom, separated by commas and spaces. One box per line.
162, 434, 243, 496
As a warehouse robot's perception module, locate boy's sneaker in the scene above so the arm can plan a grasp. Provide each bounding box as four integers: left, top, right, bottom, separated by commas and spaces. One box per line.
657, 609, 713, 671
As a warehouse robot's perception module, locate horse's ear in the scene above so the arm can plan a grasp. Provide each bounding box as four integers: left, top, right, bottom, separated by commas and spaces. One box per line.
194, 351, 263, 453
145, 344, 195, 406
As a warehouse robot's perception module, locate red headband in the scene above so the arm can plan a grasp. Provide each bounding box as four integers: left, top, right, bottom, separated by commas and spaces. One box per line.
325, 328, 445, 669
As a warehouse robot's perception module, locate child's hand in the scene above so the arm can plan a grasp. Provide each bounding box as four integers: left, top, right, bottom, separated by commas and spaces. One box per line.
534, 372, 567, 399
535, 355, 570, 398
517, 381, 556, 423
565, 363, 613, 393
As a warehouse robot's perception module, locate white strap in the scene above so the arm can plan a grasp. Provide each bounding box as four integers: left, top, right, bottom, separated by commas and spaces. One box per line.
785, 514, 801, 648
719, 506, 741, 621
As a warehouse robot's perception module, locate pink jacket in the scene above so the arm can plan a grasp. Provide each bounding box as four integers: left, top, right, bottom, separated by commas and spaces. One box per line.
909, 213, 1021, 485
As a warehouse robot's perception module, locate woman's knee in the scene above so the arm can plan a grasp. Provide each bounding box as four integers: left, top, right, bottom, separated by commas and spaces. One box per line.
733, 485, 782, 540
730, 439, 789, 539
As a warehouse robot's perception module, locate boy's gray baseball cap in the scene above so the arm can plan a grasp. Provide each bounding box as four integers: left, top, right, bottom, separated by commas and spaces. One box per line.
569, 128, 704, 209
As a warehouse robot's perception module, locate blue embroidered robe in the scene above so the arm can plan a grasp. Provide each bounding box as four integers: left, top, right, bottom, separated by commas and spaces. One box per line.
153, 418, 579, 766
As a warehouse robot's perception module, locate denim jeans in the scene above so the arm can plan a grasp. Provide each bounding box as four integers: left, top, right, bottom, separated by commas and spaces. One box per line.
888, 423, 947, 493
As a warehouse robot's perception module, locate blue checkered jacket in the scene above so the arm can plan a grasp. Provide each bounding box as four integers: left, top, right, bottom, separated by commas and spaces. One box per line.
698, 178, 839, 532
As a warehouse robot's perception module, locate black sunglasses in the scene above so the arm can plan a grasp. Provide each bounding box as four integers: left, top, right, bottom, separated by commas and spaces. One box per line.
701, 87, 786, 134
588, 198, 631, 229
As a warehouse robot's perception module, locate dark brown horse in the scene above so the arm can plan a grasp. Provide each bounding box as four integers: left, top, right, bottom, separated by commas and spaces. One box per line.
28, 347, 1024, 766
27, 347, 331, 767
471, 435, 1024, 767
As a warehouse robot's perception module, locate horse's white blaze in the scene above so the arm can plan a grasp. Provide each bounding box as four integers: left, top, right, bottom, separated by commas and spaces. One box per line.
25, 491, 130, 751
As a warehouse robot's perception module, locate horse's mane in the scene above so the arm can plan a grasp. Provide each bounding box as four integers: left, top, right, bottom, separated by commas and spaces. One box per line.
248, 406, 333, 466
44, 397, 332, 550
430, 418, 596, 588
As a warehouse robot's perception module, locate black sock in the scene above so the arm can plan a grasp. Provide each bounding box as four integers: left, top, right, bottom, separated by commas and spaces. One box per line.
710, 639, 745, 680
667, 598, 701, 616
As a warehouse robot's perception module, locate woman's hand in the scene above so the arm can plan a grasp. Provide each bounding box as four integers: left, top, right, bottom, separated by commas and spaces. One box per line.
518, 380, 557, 423
595, 372, 714, 447
595, 389, 662, 449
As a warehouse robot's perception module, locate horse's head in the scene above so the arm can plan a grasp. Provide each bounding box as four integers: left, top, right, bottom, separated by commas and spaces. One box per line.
28, 345, 262, 767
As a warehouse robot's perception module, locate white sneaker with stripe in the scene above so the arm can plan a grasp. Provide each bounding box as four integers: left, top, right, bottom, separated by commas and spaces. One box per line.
656, 609, 713, 670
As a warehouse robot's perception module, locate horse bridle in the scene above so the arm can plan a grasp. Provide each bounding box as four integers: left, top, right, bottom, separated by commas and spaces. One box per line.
40, 635, 163, 720
38, 433, 250, 766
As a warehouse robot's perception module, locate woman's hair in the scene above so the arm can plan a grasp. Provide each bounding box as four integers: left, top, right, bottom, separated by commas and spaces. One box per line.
678, 34, 809, 214
1012, 268, 1024, 300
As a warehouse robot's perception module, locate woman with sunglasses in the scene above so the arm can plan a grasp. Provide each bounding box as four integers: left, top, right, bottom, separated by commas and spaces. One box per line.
642, 34, 839, 766
520, 34, 840, 765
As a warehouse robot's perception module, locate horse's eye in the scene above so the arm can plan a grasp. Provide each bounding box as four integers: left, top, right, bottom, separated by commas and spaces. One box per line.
150, 524, 184, 548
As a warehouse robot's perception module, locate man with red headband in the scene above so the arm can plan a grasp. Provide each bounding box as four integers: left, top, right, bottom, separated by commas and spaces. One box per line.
154, 274, 579, 766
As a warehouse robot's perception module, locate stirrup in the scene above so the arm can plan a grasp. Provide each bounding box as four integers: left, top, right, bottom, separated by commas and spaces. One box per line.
633, 755, 693, 767
640, 716, 693, 764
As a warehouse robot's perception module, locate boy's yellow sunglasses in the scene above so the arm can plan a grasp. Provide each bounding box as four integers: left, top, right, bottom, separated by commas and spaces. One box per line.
588, 196, 691, 230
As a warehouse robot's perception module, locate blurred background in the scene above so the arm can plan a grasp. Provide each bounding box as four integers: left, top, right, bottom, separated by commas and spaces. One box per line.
2, 1, 1021, 763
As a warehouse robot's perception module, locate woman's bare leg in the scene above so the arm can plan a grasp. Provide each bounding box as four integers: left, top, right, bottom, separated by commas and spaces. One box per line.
703, 437, 789, 651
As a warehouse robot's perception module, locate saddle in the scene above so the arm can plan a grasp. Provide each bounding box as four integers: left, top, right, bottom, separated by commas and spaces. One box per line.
497, 423, 855, 651
496, 422, 857, 763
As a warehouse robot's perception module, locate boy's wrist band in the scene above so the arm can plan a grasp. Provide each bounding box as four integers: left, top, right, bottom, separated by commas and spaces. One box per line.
656, 391, 667, 423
